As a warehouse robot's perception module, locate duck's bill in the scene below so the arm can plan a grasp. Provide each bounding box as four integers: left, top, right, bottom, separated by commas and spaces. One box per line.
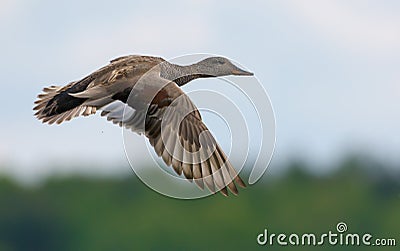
231, 67, 254, 76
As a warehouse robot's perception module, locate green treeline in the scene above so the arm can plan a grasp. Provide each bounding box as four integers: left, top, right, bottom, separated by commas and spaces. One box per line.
0, 157, 399, 251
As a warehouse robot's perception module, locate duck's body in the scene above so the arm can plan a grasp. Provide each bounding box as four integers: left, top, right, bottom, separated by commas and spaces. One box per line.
34, 55, 253, 196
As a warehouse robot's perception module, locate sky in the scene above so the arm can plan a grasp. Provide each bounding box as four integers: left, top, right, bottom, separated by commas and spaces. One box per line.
0, 0, 399, 183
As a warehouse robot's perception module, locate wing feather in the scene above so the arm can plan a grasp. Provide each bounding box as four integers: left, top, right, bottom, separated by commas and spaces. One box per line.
106, 81, 245, 195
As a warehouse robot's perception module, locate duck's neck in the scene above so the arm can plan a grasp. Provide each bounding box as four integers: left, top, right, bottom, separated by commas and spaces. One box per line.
161, 62, 213, 86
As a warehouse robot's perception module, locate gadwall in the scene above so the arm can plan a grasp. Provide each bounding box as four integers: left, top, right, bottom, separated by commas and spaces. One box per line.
34, 55, 253, 196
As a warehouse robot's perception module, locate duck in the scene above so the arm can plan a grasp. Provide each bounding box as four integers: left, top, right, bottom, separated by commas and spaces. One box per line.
34, 55, 254, 196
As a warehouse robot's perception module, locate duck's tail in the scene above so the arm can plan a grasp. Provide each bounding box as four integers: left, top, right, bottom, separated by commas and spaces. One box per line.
33, 82, 97, 125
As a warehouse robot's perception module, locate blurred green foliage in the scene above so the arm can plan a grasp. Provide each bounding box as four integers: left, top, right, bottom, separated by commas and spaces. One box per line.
0, 157, 399, 251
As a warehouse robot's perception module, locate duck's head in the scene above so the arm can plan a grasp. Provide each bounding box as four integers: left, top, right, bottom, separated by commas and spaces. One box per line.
194, 57, 253, 77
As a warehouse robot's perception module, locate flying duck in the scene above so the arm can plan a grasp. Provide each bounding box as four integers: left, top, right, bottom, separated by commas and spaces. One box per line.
34, 55, 253, 196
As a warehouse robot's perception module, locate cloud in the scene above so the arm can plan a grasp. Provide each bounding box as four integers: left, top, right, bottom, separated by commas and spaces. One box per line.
0, 0, 22, 22
57, 5, 216, 69
282, 0, 400, 54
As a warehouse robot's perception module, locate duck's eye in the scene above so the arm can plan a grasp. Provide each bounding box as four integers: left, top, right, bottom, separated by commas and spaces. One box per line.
217, 60, 225, 65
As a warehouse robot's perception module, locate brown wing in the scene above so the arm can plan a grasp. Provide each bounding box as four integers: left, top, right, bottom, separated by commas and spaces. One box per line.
102, 81, 246, 196
34, 55, 165, 124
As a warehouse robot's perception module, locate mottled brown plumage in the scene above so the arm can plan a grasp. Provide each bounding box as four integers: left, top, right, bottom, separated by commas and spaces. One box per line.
34, 55, 253, 196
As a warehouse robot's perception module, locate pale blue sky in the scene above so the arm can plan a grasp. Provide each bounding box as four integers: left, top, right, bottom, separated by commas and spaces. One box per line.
1, 0, 399, 182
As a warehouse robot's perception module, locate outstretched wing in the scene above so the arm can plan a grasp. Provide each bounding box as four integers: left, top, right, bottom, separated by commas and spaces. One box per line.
34, 55, 165, 124
101, 81, 246, 196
